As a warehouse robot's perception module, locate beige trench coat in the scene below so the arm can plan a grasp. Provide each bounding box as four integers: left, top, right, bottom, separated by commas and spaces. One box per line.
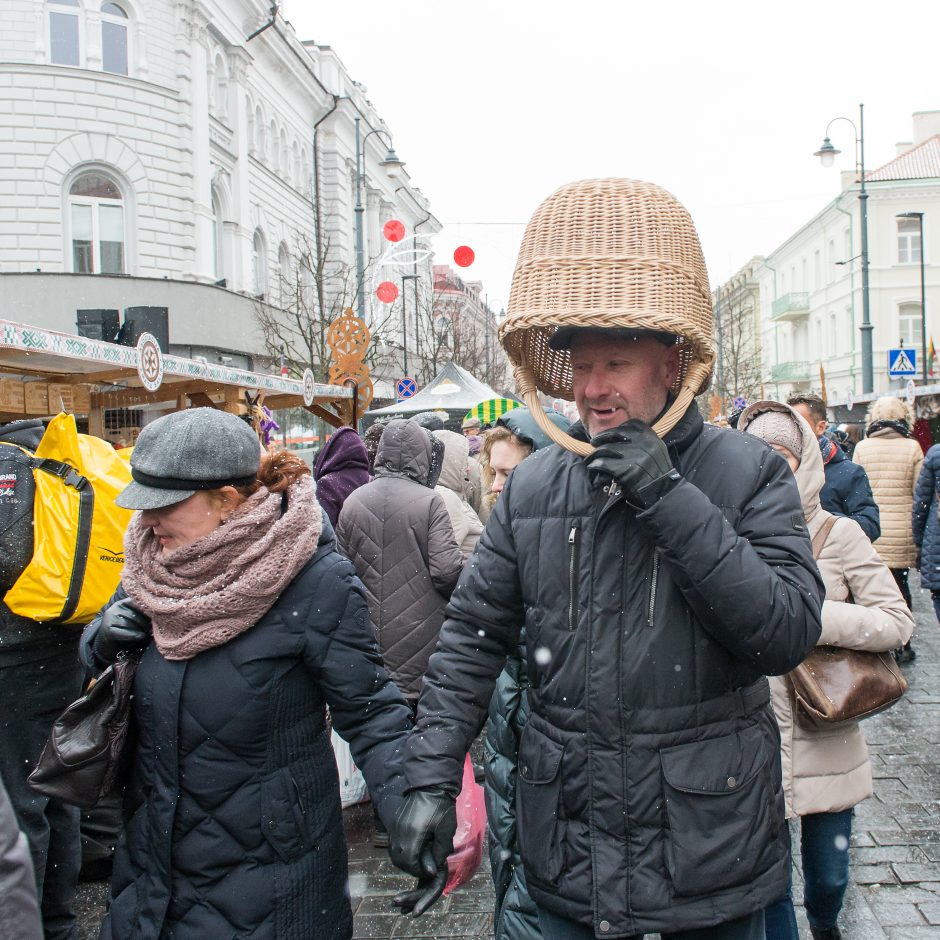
740, 402, 914, 817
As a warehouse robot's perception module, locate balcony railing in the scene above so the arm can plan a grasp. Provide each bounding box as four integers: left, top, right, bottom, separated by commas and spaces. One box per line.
771, 360, 811, 382
771, 292, 810, 321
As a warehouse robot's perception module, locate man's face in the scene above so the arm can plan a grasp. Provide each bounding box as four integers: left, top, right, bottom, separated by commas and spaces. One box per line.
570, 335, 679, 436
791, 403, 828, 438
462, 425, 479, 437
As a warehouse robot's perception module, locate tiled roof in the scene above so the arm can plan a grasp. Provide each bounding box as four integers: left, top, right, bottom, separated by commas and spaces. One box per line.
865, 135, 940, 182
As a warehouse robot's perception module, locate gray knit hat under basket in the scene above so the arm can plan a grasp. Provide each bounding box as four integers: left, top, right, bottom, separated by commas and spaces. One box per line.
498, 178, 716, 455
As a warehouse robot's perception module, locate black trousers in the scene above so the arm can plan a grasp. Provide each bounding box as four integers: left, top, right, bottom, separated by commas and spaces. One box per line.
0, 647, 84, 940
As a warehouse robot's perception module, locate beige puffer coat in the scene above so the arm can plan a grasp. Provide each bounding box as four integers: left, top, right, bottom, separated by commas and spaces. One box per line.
433, 430, 483, 559
740, 401, 914, 817
853, 398, 923, 568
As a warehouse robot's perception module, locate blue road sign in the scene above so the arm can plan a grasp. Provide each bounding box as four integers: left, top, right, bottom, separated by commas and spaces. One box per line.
396, 377, 417, 401
888, 348, 917, 377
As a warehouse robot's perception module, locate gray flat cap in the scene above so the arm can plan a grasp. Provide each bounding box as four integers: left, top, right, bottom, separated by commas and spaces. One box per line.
116, 407, 261, 510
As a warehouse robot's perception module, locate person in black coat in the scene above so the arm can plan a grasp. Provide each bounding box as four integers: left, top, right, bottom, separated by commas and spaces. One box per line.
80, 409, 412, 940
912, 443, 940, 626
391, 329, 824, 938
789, 394, 880, 542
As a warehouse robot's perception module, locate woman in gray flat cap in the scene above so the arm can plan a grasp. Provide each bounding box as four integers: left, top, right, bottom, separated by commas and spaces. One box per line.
79, 408, 412, 940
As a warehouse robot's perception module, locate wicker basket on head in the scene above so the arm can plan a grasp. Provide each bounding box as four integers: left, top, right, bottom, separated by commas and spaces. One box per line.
499, 178, 716, 455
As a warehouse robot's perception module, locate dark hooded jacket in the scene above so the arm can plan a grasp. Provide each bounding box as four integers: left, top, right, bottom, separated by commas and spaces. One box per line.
405, 404, 824, 937
79, 517, 412, 940
0, 419, 83, 662
913, 443, 940, 590
313, 428, 370, 527
819, 438, 881, 542
337, 419, 464, 702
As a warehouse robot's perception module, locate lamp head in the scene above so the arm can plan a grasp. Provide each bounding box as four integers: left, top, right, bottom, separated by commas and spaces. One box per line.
380, 146, 405, 180
814, 137, 840, 168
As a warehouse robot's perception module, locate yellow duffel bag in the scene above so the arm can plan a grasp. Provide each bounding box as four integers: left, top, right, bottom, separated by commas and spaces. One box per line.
4, 413, 133, 625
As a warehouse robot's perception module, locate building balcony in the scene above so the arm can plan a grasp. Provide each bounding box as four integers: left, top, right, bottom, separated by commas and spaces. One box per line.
771, 292, 810, 321
771, 360, 812, 382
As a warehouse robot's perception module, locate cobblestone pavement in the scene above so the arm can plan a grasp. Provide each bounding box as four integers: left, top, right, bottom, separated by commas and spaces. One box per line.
76, 573, 940, 939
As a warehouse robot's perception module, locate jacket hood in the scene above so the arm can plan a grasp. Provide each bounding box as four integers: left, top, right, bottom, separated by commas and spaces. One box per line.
498, 408, 571, 452
433, 430, 470, 496
374, 419, 441, 487
314, 427, 369, 480
0, 418, 44, 451
739, 400, 824, 519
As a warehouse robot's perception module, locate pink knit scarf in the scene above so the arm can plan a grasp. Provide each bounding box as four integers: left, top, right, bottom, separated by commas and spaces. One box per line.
120, 475, 322, 661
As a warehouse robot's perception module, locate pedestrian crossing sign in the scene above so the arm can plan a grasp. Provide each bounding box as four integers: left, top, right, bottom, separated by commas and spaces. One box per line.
888, 347, 917, 377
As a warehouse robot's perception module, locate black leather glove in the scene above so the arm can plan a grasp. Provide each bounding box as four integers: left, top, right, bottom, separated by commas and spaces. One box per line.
389, 788, 457, 917
585, 419, 680, 509
93, 598, 152, 664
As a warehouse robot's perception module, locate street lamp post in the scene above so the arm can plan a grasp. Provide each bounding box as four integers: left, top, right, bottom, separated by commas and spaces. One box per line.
897, 211, 927, 383
400, 273, 418, 376
353, 117, 404, 319
815, 103, 872, 393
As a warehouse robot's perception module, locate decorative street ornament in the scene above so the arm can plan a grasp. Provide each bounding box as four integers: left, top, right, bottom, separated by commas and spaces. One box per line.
326, 308, 374, 413
136, 332, 163, 392
453, 245, 475, 268
376, 281, 399, 304
302, 368, 316, 407
383, 219, 405, 242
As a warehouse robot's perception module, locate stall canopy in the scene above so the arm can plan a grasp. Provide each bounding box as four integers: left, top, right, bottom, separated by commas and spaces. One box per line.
0, 319, 357, 436
365, 363, 502, 431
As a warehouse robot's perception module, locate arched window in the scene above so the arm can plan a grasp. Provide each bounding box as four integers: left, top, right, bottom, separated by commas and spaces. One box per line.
279, 130, 288, 177
210, 52, 228, 120
49, 0, 81, 67
268, 120, 277, 164
254, 105, 264, 156
252, 229, 267, 297
210, 189, 224, 280
291, 142, 300, 188
68, 170, 125, 274
100, 2, 128, 75
829, 312, 837, 354
278, 242, 291, 305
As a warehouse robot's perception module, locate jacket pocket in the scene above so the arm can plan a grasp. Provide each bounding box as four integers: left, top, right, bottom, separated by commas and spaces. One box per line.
567, 524, 581, 631
516, 723, 566, 885
660, 724, 776, 898
260, 768, 312, 864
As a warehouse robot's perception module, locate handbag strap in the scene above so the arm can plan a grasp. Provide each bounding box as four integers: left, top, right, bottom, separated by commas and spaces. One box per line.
811, 514, 838, 560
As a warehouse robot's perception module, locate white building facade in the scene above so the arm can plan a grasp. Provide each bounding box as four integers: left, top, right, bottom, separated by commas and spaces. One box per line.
725, 111, 940, 405
0, 0, 438, 379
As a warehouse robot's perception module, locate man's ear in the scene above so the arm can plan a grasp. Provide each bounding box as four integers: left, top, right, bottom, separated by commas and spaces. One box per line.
663, 344, 681, 388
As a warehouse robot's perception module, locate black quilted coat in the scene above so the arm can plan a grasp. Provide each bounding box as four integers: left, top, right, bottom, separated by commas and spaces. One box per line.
406, 406, 824, 937
80, 520, 412, 940
337, 419, 464, 702
484, 640, 543, 940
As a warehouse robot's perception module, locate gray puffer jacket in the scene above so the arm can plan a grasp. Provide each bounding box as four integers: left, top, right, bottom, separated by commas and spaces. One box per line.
337, 419, 464, 701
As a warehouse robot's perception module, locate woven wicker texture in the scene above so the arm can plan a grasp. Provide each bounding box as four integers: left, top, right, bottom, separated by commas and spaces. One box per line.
499, 178, 716, 453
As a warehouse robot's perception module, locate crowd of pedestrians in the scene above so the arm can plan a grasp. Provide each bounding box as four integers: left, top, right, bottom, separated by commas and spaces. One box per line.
1, 185, 938, 940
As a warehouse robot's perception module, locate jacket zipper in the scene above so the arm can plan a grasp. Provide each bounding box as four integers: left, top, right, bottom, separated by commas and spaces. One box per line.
568, 524, 581, 631
647, 549, 660, 628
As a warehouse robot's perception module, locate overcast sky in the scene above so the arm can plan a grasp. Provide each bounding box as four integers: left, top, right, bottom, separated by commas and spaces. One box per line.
287, 0, 937, 312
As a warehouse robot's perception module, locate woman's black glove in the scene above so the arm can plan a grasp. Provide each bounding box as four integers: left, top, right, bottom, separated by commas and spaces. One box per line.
585, 420, 680, 509
389, 787, 456, 917
93, 598, 152, 663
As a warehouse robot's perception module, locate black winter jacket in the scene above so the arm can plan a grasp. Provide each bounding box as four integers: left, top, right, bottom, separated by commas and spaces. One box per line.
405, 406, 824, 937
80, 520, 412, 940
820, 439, 881, 542
912, 443, 940, 590
484, 639, 543, 940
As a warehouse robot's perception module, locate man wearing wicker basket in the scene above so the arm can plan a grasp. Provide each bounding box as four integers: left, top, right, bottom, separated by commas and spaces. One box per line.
390, 179, 824, 939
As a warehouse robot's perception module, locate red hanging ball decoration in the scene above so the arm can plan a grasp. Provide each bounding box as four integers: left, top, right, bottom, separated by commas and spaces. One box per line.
453, 245, 475, 267
376, 281, 399, 304
383, 219, 406, 242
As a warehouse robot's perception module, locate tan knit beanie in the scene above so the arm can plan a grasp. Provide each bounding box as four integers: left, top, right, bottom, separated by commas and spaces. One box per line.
745, 410, 803, 459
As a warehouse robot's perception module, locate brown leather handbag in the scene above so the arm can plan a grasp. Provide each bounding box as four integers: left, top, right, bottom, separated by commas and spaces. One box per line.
787, 516, 908, 729
27, 652, 139, 808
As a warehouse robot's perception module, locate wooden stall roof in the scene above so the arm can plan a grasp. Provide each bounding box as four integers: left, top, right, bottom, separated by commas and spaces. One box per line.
0, 319, 355, 426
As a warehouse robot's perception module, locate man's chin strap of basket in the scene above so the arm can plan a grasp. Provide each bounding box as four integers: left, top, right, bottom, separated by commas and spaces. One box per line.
512, 349, 715, 458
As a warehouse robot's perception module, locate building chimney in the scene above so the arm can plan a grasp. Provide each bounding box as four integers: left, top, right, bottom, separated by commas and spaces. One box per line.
840, 170, 857, 191
895, 141, 914, 157
912, 110, 940, 144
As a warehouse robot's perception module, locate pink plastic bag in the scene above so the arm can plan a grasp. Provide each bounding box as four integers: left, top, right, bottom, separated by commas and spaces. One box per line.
443, 754, 486, 895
